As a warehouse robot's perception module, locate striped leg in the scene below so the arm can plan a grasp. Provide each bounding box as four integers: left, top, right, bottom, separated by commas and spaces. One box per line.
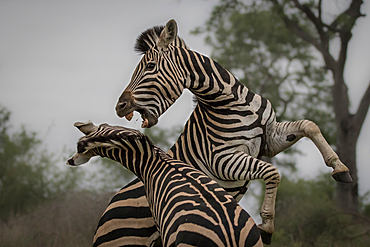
265, 120, 352, 183
226, 151, 281, 244
93, 178, 161, 247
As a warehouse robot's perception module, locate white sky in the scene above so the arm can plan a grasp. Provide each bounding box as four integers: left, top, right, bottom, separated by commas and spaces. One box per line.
0, 0, 369, 207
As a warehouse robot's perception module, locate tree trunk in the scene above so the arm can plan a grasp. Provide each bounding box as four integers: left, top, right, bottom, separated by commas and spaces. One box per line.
336, 128, 358, 212
270, 0, 368, 213
332, 69, 359, 212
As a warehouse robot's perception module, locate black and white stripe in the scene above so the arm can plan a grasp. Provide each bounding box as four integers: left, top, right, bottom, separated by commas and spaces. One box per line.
68, 122, 263, 247
109, 19, 351, 245
93, 179, 159, 247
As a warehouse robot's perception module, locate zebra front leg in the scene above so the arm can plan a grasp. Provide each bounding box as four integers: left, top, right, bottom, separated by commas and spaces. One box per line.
265, 120, 352, 183
230, 152, 281, 245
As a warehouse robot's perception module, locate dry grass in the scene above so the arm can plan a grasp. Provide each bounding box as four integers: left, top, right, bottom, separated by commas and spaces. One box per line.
0, 190, 115, 247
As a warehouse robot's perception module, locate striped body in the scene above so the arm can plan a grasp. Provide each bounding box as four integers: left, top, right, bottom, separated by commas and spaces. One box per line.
116, 21, 280, 202
104, 19, 351, 245
93, 179, 158, 246
68, 122, 263, 247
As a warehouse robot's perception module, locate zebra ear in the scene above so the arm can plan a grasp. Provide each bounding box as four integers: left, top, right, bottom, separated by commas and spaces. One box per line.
157, 19, 178, 49
74, 121, 97, 135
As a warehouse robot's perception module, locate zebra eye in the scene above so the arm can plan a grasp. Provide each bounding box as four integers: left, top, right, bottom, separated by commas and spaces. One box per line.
77, 142, 86, 153
146, 63, 156, 70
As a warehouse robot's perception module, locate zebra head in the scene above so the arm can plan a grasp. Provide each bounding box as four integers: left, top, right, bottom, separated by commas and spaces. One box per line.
116, 19, 187, 128
67, 121, 149, 167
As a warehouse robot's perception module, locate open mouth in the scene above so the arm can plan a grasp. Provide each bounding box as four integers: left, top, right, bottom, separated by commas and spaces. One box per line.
122, 109, 157, 128
116, 98, 158, 128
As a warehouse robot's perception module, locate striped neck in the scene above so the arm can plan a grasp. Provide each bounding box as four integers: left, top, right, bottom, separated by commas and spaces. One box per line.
172, 47, 246, 107
92, 138, 158, 181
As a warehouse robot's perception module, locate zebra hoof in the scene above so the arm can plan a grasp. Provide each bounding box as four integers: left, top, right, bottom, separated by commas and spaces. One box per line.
332, 171, 353, 183
258, 228, 272, 245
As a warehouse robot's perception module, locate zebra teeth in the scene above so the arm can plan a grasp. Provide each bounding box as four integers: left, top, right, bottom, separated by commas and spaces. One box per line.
141, 118, 149, 128
140, 112, 149, 128
125, 112, 134, 121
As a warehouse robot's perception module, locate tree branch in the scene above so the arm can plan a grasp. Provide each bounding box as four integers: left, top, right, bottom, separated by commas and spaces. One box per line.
294, 0, 332, 54
353, 81, 370, 136
318, 0, 323, 23
270, 0, 320, 49
337, 0, 365, 73
331, 1, 365, 124
270, 0, 336, 70
294, 0, 335, 70
328, 0, 365, 31
337, 32, 352, 74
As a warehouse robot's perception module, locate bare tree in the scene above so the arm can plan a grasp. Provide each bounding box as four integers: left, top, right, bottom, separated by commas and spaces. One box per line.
270, 0, 369, 212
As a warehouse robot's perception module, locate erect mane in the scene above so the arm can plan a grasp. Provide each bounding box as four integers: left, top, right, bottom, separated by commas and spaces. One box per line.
134, 26, 164, 54
134, 25, 188, 54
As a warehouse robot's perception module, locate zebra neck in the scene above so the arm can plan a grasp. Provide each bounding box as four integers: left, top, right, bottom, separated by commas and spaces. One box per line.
175, 48, 247, 106
95, 146, 157, 181
136, 149, 172, 188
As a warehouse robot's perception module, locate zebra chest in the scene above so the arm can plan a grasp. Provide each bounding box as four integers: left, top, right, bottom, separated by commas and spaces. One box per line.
205, 137, 261, 182
210, 128, 264, 158
238, 135, 263, 157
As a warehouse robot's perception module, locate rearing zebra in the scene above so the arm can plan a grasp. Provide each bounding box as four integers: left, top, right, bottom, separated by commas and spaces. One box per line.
97, 19, 352, 246
68, 122, 263, 247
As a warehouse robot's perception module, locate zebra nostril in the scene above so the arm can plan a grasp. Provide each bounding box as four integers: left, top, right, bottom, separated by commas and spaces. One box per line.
118, 102, 127, 110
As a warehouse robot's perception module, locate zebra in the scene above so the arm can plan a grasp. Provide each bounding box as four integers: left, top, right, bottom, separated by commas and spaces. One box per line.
67, 121, 263, 247
111, 19, 353, 245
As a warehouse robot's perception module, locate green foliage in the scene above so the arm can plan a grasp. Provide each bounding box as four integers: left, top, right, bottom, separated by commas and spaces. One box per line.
0, 105, 81, 220
363, 203, 370, 218
144, 125, 182, 151
192, 0, 336, 145
86, 157, 136, 191
268, 174, 370, 246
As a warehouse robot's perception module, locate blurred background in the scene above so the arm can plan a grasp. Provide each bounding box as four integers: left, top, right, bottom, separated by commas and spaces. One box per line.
1, 0, 369, 246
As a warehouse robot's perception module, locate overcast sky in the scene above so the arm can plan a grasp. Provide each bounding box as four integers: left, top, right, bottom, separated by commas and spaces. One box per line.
1, 0, 369, 202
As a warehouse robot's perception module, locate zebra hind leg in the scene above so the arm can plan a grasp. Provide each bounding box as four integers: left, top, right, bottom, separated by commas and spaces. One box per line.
233, 153, 281, 245
265, 120, 353, 183
257, 167, 280, 245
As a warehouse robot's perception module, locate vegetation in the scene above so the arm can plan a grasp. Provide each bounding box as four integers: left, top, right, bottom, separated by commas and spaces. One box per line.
144, 125, 182, 151
0, 106, 81, 221
270, 174, 370, 246
0, 191, 114, 247
0, 104, 369, 246
0, 105, 179, 246
0, 105, 131, 245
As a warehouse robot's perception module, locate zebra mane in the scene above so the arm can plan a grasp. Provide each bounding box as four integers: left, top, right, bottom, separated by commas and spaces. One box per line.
78, 125, 155, 153
134, 25, 188, 54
